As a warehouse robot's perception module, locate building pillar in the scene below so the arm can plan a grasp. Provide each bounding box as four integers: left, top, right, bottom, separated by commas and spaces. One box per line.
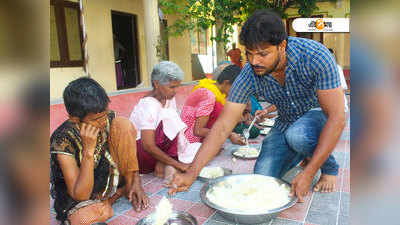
143, 0, 160, 86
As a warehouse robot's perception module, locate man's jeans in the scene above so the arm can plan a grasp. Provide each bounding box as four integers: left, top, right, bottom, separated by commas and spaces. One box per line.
254, 110, 339, 178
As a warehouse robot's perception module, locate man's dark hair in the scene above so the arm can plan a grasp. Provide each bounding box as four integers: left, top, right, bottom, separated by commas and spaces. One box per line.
217, 64, 241, 84
63, 77, 110, 119
239, 9, 288, 49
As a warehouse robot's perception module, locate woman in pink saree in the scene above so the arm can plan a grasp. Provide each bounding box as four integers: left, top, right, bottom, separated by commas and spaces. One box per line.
179, 65, 246, 163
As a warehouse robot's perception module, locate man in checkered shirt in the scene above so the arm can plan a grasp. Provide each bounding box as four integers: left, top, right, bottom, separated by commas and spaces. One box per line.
169, 9, 345, 202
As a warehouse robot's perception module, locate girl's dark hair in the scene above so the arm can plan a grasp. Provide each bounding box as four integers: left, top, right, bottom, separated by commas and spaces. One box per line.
239, 9, 288, 49
217, 65, 242, 84
63, 77, 110, 119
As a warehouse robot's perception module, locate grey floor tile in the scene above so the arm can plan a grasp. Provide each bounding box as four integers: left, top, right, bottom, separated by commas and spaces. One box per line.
311, 191, 341, 209
146, 188, 167, 198
271, 218, 302, 225
338, 214, 350, 225
332, 152, 348, 169
209, 212, 275, 225
111, 197, 132, 216
209, 212, 229, 222
209, 213, 301, 225
306, 192, 340, 225
306, 210, 337, 225
345, 153, 350, 169
156, 188, 169, 197
204, 220, 231, 225
339, 192, 350, 216
191, 179, 207, 191
340, 130, 350, 140
173, 190, 203, 202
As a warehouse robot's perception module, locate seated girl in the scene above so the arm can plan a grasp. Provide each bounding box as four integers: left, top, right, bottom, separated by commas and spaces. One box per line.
50, 77, 149, 225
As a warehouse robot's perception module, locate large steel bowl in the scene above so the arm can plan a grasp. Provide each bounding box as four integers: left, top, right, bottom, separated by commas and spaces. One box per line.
200, 174, 297, 224
136, 211, 197, 225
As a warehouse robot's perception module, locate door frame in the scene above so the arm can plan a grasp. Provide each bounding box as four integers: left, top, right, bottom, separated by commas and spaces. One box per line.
111, 10, 141, 87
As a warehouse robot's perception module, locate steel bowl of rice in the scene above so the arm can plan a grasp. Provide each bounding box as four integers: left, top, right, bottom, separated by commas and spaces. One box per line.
200, 174, 297, 224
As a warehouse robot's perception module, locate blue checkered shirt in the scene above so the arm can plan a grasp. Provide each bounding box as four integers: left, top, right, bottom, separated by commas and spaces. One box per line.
228, 37, 340, 132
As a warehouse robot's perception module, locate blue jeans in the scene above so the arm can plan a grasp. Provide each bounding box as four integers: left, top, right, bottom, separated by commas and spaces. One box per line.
254, 110, 339, 177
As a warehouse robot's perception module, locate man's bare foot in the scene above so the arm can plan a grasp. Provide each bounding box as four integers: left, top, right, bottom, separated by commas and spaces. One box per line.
164, 165, 177, 184
313, 174, 336, 193
154, 161, 165, 178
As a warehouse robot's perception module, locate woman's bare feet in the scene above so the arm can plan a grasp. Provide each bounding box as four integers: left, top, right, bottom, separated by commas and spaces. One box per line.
154, 161, 165, 178
164, 165, 177, 184
313, 174, 337, 193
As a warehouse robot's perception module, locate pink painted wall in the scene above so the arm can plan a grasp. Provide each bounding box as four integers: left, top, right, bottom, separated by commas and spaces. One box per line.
50, 85, 195, 134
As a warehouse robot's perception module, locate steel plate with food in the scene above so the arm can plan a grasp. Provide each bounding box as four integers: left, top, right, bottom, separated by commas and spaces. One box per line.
200, 174, 297, 224
258, 119, 275, 127
232, 145, 260, 159
197, 166, 232, 182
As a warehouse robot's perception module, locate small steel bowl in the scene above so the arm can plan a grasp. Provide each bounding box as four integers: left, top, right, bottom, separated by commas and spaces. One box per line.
200, 174, 297, 224
197, 167, 232, 183
136, 211, 197, 225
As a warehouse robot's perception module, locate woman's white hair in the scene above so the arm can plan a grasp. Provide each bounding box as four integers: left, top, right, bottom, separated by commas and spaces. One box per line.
151, 61, 184, 86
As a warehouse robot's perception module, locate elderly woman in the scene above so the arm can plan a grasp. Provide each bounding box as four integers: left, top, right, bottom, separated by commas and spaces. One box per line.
50, 77, 149, 225
130, 61, 189, 179
178, 65, 246, 163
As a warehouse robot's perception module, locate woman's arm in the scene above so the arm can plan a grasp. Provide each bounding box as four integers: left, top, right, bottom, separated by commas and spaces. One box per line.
193, 116, 210, 138
141, 130, 189, 172
193, 112, 245, 144
57, 123, 99, 201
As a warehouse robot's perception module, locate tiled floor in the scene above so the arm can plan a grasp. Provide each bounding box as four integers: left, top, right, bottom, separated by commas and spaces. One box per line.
50, 114, 350, 225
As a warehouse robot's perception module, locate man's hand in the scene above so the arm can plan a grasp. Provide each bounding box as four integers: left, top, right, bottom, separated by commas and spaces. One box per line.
229, 133, 246, 145
167, 170, 197, 195
79, 123, 100, 158
290, 171, 314, 203
255, 110, 276, 121
128, 183, 150, 212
